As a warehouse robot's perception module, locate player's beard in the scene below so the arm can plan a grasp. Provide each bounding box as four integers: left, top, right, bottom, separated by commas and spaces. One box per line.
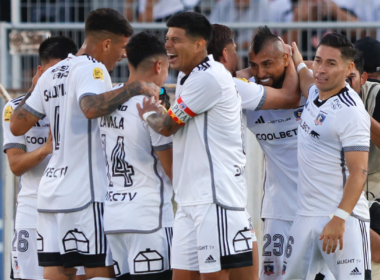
271, 71, 286, 89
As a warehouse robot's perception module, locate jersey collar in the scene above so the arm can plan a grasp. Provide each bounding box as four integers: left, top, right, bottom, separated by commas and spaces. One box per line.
180, 55, 212, 85
313, 86, 349, 107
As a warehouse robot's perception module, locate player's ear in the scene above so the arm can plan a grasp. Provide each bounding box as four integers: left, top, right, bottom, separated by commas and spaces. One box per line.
154, 60, 162, 74
37, 65, 43, 74
221, 47, 228, 63
102, 39, 112, 52
195, 38, 206, 53
361, 71, 368, 85
345, 61, 354, 76
283, 53, 289, 67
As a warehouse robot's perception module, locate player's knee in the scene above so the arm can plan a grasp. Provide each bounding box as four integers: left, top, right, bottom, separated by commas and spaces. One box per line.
85, 266, 115, 278
200, 269, 230, 280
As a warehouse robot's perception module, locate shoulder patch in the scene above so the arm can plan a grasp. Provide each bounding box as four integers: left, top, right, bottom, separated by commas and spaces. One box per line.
93, 67, 104, 81
3, 105, 13, 122
236, 78, 250, 83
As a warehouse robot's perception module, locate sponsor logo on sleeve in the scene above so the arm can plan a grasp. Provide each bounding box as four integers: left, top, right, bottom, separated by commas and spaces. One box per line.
4, 105, 13, 122
93, 67, 104, 81
349, 267, 361, 276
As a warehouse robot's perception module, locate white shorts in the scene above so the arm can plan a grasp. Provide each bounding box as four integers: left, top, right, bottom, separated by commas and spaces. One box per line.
261, 219, 292, 280
107, 227, 172, 279
11, 228, 43, 279
283, 215, 371, 280
172, 203, 253, 273
37, 202, 113, 268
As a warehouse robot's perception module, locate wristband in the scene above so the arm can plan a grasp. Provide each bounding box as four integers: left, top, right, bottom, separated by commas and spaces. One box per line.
297, 62, 307, 73
333, 208, 350, 220
142, 111, 157, 122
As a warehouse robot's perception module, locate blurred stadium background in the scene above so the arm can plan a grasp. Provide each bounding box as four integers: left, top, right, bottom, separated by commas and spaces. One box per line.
1, 0, 380, 278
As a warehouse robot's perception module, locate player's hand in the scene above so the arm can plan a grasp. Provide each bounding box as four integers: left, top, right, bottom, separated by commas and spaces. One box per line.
278, 36, 292, 56
319, 216, 345, 254
42, 128, 53, 155
292, 42, 304, 68
136, 97, 162, 120
31, 67, 42, 89
140, 81, 161, 100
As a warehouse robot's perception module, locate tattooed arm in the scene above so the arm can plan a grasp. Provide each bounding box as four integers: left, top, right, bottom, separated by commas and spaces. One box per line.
137, 97, 182, 137
80, 81, 160, 119
10, 107, 40, 136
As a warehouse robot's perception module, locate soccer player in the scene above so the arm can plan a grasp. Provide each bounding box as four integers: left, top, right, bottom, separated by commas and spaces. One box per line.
206, 24, 300, 280
3, 36, 77, 280
246, 26, 305, 280
100, 32, 174, 280
284, 33, 371, 280
137, 12, 252, 280
9, 8, 159, 280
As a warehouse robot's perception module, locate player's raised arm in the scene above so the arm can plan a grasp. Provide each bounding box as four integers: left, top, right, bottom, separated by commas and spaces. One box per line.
292, 42, 314, 99
80, 80, 160, 119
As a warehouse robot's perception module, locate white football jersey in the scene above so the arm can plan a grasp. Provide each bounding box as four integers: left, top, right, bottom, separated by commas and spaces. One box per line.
100, 94, 174, 233
297, 84, 370, 220
2, 96, 50, 228
169, 55, 247, 210
247, 97, 306, 222
25, 54, 112, 212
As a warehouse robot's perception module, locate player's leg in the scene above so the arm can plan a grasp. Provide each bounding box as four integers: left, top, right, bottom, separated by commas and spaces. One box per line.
260, 219, 292, 279
229, 212, 259, 280
196, 204, 253, 280
12, 228, 44, 280
37, 211, 70, 280
283, 215, 325, 280
320, 216, 371, 280
172, 205, 200, 280
57, 202, 114, 279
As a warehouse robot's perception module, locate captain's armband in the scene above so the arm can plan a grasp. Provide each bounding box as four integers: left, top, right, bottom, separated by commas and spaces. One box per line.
168, 97, 196, 126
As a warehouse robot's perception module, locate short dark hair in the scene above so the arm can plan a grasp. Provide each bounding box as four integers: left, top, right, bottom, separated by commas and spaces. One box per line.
207, 24, 234, 62
251, 26, 280, 55
166, 12, 212, 45
317, 33, 355, 61
85, 8, 133, 38
126, 32, 166, 69
39, 36, 78, 64
353, 48, 364, 75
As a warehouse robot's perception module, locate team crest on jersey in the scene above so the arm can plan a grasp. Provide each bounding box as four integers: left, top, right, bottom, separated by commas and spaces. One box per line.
331, 98, 342, 110
3, 105, 13, 122
314, 113, 326, 125
293, 108, 303, 121
263, 263, 275, 275
93, 67, 104, 81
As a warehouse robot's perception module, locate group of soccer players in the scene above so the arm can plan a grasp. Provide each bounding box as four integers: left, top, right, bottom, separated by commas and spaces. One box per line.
2, 6, 379, 280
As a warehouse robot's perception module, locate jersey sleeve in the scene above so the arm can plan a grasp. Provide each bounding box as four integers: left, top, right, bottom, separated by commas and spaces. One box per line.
234, 77, 266, 111
334, 107, 370, 152
75, 63, 109, 102
2, 101, 26, 152
168, 72, 222, 125
149, 126, 173, 151
24, 81, 46, 119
